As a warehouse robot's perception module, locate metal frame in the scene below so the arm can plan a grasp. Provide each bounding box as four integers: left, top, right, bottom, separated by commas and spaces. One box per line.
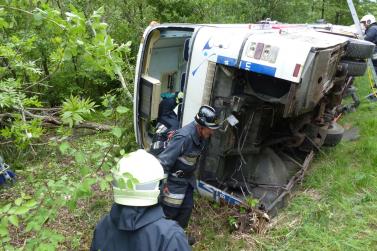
347, 0, 377, 85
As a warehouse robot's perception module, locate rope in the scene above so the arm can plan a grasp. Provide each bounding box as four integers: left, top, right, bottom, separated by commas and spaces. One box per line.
367, 66, 377, 98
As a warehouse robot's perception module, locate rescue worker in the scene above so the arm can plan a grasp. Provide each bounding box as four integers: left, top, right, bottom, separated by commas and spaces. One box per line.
90, 149, 191, 251
150, 92, 184, 156
157, 91, 184, 130
157, 105, 219, 240
360, 14, 377, 72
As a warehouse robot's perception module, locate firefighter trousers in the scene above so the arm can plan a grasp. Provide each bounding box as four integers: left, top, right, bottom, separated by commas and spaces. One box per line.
162, 186, 193, 229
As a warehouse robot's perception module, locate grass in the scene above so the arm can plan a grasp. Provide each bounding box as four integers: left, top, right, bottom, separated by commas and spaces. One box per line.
1, 75, 377, 250
191, 75, 377, 250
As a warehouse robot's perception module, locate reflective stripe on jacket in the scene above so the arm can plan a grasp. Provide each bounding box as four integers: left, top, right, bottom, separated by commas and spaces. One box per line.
158, 121, 205, 190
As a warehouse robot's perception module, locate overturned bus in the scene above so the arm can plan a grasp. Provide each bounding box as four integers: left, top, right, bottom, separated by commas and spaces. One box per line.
133, 23, 375, 215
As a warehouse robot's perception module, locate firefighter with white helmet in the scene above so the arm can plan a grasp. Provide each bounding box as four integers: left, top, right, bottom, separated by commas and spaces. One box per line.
360, 14, 377, 71
360, 14, 376, 28
90, 149, 190, 251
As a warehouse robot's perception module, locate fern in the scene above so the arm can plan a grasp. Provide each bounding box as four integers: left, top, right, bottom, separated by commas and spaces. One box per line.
61, 95, 97, 127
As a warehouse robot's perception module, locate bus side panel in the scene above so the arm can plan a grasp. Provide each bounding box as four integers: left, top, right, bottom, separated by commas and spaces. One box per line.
182, 27, 249, 125
182, 28, 215, 126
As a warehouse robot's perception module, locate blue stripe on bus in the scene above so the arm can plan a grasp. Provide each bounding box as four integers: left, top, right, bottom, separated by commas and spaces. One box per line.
197, 180, 243, 206
216, 55, 237, 67
239, 60, 276, 77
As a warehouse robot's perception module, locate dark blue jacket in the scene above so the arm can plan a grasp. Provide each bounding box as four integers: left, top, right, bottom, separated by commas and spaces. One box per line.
90, 204, 191, 251
365, 23, 377, 46
158, 121, 205, 189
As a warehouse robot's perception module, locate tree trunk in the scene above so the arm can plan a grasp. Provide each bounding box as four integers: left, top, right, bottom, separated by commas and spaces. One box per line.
41, 50, 50, 77
2, 110, 113, 131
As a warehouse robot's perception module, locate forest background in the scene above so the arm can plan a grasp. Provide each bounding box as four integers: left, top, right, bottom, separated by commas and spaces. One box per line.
1, 0, 377, 250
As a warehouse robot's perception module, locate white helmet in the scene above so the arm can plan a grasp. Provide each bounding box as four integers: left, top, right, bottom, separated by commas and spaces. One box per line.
360, 14, 376, 25
112, 149, 165, 206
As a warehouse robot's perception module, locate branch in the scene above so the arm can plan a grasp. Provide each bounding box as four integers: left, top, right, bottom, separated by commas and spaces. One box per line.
74, 121, 112, 131
0, 140, 13, 145
23, 109, 62, 125
24, 110, 112, 131
115, 67, 133, 101
0, 113, 14, 120
3, 109, 112, 131
18, 101, 37, 155
25, 107, 60, 112
105, 46, 133, 101
24, 47, 65, 91
0, 5, 66, 30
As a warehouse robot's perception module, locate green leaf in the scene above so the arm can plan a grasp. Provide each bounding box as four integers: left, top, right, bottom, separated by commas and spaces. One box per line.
116, 106, 129, 114
74, 152, 86, 164
95, 141, 109, 147
24, 199, 37, 209
1, 203, 12, 213
8, 215, 19, 227
117, 178, 126, 189
0, 217, 9, 237
15, 197, 23, 206
25, 221, 41, 233
7, 207, 16, 214
99, 179, 109, 191
119, 149, 125, 155
67, 199, 77, 211
0, 225, 8, 237
102, 109, 112, 117
105, 174, 113, 182
59, 142, 70, 154
32, 12, 43, 26
81, 178, 97, 192
22, 193, 32, 200
111, 127, 123, 138
122, 172, 134, 180
126, 179, 134, 189
0, 17, 9, 29
14, 206, 30, 215
79, 166, 91, 176
90, 152, 102, 161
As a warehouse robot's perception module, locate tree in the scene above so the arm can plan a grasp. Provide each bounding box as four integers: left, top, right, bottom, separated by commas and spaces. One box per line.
0, 2, 133, 150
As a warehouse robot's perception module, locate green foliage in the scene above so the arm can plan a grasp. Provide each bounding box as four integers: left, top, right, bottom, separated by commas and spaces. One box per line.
245, 197, 259, 208
0, 132, 123, 249
0, 117, 44, 148
227, 215, 238, 229
0, 2, 134, 152
61, 95, 97, 127
115, 172, 140, 190
1, 76, 135, 248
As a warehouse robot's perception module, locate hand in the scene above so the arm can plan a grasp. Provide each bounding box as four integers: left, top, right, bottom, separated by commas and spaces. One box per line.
163, 184, 169, 194
167, 130, 176, 140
